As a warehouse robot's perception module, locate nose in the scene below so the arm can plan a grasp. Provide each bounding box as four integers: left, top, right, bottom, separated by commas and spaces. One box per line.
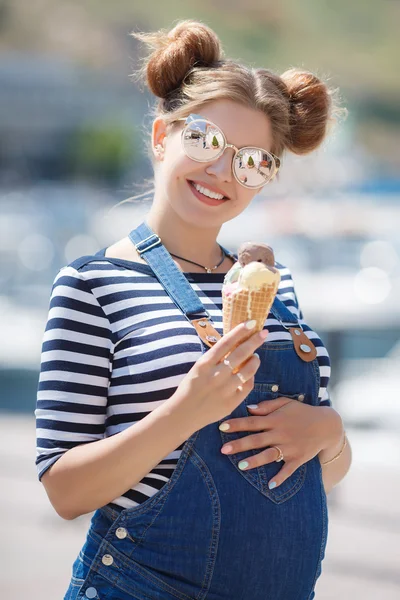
205, 147, 234, 183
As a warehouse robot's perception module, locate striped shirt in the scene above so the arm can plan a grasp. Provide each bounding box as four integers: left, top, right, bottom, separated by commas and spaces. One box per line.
35, 251, 331, 511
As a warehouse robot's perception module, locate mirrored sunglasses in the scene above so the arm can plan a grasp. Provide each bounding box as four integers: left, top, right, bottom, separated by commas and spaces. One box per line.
177, 114, 281, 189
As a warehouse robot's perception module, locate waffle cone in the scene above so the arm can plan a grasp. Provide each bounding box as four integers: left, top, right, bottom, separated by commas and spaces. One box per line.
222, 279, 280, 336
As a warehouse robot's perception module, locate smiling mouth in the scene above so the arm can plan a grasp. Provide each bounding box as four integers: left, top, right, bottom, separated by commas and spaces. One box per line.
187, 180, 229, 201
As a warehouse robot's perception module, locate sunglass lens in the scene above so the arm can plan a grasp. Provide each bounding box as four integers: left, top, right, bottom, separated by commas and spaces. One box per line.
234, 149, 276, 188
183, 120, 224, 161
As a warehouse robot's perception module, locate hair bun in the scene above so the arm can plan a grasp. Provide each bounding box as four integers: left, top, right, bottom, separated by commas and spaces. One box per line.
132, 20, 223, 99
280, 69, 332, 155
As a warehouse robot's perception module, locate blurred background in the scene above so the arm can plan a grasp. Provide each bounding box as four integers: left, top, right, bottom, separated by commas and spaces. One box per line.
0, 1, 399, 598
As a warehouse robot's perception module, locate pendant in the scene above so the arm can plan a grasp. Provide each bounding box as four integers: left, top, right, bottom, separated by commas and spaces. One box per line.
206, 268, 212, 273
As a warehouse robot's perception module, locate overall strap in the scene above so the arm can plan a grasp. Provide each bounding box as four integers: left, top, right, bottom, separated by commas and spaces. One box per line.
270, 290, 317, 363
271, 298, 299, 328
129, 222, 209, 320
128, 222, 222, 348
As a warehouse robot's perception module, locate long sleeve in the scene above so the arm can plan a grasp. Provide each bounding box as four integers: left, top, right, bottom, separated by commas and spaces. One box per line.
35, 266, 114, 481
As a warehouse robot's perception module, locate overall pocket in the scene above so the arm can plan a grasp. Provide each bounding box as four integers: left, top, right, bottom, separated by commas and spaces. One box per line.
219, 382, 307, 504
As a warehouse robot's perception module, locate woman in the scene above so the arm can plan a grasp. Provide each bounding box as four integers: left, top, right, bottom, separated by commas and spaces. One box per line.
35, 20, 351, 600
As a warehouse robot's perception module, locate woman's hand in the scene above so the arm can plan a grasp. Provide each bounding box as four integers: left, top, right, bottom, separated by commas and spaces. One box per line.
219, 398, 344, 489
172, 321, 268, 432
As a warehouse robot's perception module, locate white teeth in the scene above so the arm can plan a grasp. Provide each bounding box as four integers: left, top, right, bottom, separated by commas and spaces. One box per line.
193, 183, 224, 200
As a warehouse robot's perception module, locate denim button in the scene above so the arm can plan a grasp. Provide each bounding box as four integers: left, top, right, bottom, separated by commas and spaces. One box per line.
85, 588, 97, 598
115, 527, 127, 539
298, 394, 305, 402
271, 384, 279, 392
101, 554, 114, 566
300, 344, 311, 353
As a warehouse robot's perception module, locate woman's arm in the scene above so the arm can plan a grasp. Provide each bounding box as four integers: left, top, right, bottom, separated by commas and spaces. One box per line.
318, 427, 352, 494
36, 266, 196, 520
292, 272, 352, 492
41, 395, 195, 520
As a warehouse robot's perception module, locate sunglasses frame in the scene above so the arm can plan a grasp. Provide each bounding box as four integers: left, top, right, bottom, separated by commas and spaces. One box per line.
176, 114, 281, 189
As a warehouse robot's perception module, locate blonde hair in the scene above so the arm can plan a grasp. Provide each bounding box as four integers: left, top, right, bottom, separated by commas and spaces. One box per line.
109, 20, 345, 212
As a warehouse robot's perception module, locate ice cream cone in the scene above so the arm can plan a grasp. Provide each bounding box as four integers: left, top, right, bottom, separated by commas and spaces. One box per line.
222, 280, 280, 335
222, 242, 281, 349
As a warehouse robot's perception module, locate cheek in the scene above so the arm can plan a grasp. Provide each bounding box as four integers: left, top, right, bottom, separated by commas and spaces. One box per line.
163, 152, 193, 183
231, 187, 258, 209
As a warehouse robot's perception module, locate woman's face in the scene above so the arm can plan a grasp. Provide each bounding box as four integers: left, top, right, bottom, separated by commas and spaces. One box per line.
152, 99, 274, 229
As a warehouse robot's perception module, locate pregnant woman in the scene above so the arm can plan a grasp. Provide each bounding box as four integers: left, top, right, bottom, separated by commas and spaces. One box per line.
35, 20, 351, 600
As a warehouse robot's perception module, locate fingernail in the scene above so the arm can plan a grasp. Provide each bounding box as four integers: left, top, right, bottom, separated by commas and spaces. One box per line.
221, 444, 233, 454
219, 423, 230, 431
268, 481, 277, 489
245, 320, 257, 329
253, 353, 260, 360
247, 404, 259, 409
238, 460, 249, 470
259, 329, 269, 340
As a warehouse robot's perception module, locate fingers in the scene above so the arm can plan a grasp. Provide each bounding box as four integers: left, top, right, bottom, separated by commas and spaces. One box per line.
246, 398, 293, 414
227, 446, 299, 491
266, 460, 299, 490
234, 375, 254, 398
207, 321, 268, 365
219, 435, 301, 491
225, 353, 260, 391
233, 447, 282, 470
219, 413, 273, 432
223, 330, 268, 374
221, 431, 273, 454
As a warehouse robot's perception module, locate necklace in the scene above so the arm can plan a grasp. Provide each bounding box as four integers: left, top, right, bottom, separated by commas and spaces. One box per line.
169, 244, 227, 273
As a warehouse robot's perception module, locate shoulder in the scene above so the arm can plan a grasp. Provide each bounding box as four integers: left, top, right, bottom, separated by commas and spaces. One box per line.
49, 261, 115, 332
275, 261, 297, 293
275, 261, 294, 280
50, 260, 110, 301
274, 262, 300, 314
50, 253, 127, 304
56, 249, 133, 283
53, 256, 108, 287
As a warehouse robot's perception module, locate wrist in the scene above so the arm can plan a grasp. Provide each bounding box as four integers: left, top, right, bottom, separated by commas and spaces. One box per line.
319, 431, 347, 465
158, 392, 199, 442
317, 406, 344, 454
318, 406, 345, 463
318, 406, 346, 463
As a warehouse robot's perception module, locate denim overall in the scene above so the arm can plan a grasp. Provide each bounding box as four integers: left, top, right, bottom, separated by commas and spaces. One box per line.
64, 223, 328, 600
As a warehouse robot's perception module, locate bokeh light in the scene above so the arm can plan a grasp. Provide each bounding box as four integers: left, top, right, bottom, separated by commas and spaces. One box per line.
64, 234, 99, 263
360, 240, 399, 272
353, 267, 392, 304
18, 233, 54, 271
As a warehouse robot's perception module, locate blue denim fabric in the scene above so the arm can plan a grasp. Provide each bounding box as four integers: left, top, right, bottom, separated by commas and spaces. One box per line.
64, 223, 328, 600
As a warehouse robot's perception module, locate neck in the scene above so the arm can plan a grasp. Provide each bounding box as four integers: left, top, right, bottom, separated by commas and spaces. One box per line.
146, 203, 225, 269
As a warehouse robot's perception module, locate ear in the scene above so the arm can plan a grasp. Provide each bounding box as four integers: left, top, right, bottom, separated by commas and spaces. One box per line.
152, 117, 167, 160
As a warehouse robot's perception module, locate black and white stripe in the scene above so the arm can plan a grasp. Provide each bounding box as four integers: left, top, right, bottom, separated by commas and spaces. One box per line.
35, 257, 331, 511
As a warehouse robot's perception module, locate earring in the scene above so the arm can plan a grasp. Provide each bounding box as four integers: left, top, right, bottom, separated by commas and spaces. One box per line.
154, 144, 164, 158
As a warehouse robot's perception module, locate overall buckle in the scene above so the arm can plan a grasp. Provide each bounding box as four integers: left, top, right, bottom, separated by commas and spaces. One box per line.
135, 234, 162, 255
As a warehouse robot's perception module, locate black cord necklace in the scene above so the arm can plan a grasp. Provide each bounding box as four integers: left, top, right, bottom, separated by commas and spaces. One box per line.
169, 245, 227, 273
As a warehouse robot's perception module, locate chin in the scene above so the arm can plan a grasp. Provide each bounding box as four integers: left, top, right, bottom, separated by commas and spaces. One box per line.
182, 208, 222, 229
